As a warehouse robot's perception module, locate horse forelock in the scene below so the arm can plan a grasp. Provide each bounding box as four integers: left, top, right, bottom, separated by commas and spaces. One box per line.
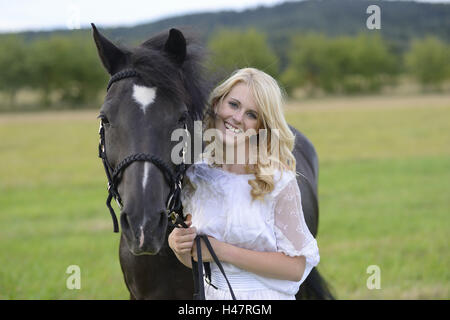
129, 29, 209, 121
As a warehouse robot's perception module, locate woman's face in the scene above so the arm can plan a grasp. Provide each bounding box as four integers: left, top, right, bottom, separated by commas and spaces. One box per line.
214, 82, 260, 149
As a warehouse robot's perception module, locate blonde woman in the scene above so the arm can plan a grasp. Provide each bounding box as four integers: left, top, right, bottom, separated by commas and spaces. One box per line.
168, 68, 320, 300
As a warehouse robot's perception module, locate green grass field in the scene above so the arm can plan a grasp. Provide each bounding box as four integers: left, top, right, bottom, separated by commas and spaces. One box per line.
0, 93, 449, 299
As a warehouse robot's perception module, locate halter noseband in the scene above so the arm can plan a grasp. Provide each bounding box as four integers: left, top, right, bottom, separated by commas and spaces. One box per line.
99, 68, 188, 232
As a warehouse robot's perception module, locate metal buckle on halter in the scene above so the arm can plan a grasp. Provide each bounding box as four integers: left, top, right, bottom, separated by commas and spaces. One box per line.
204, 277, 218, 290
168, 211, 178, 225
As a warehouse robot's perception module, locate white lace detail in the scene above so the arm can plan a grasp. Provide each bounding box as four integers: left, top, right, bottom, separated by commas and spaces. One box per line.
274, 178, 320, 284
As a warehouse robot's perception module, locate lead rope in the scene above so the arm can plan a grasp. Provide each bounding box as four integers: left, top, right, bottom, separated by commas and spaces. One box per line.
190, 235, 236, 300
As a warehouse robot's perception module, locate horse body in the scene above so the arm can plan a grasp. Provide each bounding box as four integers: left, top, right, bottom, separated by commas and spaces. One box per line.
92, 24, 333, 300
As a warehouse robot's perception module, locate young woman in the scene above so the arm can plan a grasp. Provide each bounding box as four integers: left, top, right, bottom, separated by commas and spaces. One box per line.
168, 67, 320, 300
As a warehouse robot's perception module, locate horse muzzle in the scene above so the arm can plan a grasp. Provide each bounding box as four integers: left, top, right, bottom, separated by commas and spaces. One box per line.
120, 209, 168, 255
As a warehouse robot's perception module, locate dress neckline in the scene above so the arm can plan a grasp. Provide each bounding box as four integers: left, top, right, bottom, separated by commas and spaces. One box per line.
197, 160, 255, 178
195, 159, 293, 181
209, 165, 255, 178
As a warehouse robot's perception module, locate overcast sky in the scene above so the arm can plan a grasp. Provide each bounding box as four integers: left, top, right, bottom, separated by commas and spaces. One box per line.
0, 0, 448, 33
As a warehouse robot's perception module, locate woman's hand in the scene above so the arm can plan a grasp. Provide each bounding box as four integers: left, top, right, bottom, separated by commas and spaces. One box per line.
168, 214, 196, 256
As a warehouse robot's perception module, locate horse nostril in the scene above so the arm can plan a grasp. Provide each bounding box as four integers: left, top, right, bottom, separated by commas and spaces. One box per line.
120, 212, 130, 233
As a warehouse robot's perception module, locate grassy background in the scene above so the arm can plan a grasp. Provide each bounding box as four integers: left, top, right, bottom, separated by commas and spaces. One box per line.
0, 93, 449, 299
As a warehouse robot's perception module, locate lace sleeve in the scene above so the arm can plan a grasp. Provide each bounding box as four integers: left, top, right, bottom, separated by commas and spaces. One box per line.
274, 177, 320, 284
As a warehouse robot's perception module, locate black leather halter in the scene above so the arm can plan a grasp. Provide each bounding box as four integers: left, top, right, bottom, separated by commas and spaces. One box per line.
98, 68, 187, 233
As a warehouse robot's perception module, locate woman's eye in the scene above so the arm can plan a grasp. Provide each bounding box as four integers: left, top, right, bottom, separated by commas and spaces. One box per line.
247, 112, 257, 120
229, 101, 238, 109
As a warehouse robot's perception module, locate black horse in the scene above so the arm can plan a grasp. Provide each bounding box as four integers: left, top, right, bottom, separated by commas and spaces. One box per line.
92, 24, 334, 300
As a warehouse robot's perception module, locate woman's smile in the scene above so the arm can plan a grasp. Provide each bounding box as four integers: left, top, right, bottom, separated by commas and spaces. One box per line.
224, 121, 243, 134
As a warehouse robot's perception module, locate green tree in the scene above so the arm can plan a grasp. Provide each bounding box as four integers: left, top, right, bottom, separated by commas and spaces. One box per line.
281, 33, 397, 95
28, 36, 70, 106
207, 28, 279, 81
280, 33, 340, 95
28, 35, 107, 107
405, 36, 450, 90
0, 35, 30, 107
59, 36, 107, 106
339, 34, 397, 93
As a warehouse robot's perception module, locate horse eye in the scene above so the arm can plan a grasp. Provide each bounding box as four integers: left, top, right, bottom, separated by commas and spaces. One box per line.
97, 114, 110, 126
178, 112, 188, 124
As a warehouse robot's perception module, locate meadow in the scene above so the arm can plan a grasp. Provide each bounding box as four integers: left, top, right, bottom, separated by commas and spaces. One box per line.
0, 93, 449, 299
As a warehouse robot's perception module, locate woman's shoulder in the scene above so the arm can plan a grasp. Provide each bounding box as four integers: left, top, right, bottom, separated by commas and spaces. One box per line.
270, 167, 297, 198
273, 165, 296, 183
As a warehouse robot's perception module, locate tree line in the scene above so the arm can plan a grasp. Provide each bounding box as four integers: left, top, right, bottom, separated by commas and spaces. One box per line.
0, 29, 449, 111
0, 35, 107, 110
208, 29, 450, 96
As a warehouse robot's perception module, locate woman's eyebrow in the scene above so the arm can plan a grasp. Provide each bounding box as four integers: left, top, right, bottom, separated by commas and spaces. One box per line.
229, 97, 241, 105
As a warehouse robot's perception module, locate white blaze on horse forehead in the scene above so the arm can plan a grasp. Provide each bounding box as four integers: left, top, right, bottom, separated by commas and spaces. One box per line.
142, 162, 150, 192
132, 84, 156, 114
139, 225, 144, 249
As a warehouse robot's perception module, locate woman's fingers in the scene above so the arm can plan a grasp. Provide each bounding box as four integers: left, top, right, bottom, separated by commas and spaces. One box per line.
168, 213, 196, 256
177, 214, 192, 228
190, 237, 214, 263
169, 224, 197, 255
177, 232, 196, 243
173, 225, 196, 235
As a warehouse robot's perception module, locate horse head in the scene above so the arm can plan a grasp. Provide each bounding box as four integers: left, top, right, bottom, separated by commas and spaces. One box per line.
92, 24, 207, 255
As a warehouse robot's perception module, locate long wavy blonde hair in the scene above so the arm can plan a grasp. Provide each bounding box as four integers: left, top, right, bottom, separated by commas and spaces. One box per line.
203, 68, 296, 200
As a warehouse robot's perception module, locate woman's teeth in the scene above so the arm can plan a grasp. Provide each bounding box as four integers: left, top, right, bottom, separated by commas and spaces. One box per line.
224, 122, 242, 134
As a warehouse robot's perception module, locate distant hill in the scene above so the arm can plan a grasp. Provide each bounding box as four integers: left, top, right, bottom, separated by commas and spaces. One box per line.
6, 0, 450, 55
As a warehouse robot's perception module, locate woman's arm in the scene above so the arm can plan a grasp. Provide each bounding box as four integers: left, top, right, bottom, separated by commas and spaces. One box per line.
192, 237, 306, 282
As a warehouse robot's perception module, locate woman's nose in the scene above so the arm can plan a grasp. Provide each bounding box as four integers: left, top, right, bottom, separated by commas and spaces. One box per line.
233, 110, 244, 123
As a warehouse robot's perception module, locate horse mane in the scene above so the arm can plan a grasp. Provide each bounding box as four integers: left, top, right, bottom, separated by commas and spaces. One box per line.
129, 29, 210, 120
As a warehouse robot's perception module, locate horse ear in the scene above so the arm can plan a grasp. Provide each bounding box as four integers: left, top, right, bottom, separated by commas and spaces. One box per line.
164, 28, 186, 65
91, 23, 127, 75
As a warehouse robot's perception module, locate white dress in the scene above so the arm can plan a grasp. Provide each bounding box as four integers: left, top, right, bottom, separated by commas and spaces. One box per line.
181, 160, 320, 300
